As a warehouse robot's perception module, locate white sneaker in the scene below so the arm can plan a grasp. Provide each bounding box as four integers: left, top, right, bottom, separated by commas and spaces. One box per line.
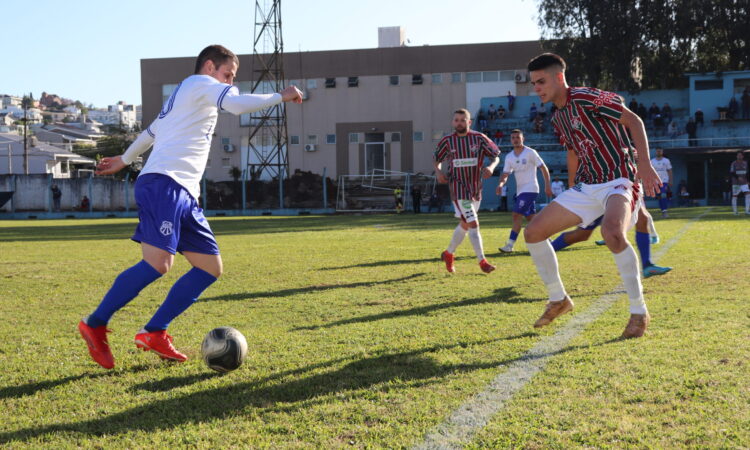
499, 244, 514, 253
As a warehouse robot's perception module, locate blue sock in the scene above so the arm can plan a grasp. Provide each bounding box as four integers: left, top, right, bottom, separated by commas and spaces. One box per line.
87, 260, 162, 327
509, 230, 519, 241
659, 196, 668, 212
635, 231, 652, 268
551, 233, 570, 251
144, 267, 217, 332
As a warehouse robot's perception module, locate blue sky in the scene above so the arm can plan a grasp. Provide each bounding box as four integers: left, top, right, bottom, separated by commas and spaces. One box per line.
3, 0, 539, 108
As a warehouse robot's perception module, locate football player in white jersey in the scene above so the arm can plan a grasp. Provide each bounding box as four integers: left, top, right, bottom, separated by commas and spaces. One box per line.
730, 151, 750, 215
496, 129, 552, 253
650, 148, 673, 217
78, 45, 303, 369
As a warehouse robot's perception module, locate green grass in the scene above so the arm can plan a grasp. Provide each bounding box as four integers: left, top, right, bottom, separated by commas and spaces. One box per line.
0, 208, 748, 448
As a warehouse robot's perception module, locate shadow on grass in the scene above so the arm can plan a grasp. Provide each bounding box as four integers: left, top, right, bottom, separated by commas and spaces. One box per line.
201, 273, 426, 302
292, 286, 541, 331
0, 332, 625, 444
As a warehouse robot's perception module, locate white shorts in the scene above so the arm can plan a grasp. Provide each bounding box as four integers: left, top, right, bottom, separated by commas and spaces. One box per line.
553, 178, 639, 229
732, 184, 750, 195
453, 198, 481, 223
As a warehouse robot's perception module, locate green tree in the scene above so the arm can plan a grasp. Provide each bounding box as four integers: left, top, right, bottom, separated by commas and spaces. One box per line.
228, 166, 242, 182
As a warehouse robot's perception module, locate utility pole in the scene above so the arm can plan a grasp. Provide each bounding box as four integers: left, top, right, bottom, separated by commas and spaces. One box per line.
21, 92, 33, 175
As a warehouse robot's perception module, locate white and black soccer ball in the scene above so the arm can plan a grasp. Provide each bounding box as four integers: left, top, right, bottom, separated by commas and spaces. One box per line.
201, 327, 248, 373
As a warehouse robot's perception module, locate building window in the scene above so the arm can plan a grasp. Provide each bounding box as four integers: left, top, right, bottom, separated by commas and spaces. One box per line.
413, 131, 424, 142
466, 72, 482, 83
325, 78, 336, 88
431, 74, 442, 84
221, 158, 231, 168
412, 74, 423, 85
347, 77, 359, 87
306, 79, 317, 89
695, 80, 723, 90
326, 134, 336, 144
482, 71, 499, 82
391, 132, 401, 142
451, 73, 462, 83
307, 135, 318, 144
500, 70, 515, 81
290, 135, 300, 145
389, 75, 399, 86
349, 133, 359, 143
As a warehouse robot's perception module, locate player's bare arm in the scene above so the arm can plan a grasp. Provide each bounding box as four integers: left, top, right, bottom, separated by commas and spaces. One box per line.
619, 108, 661, 197
495, 172, 510, 195
434, 160, 448, 184
483, 156, 500, 179
540, 164, 553, 197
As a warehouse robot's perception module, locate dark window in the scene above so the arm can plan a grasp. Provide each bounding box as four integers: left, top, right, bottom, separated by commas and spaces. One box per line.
695, 80, 723, 90
391, 132, 401, 142
389, 75, 399, 86
325, 78, 336, 88
365, 132, 385, 143
347, 77, 359, 87
412, 74, 423, 85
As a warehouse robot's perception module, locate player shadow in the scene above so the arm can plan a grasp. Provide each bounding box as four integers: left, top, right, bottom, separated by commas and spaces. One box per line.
0, 364, 154, 400
201, 273, 427, 302
291, 286, 542, 331
0, 337, 537, 444
320, 257, 439, 271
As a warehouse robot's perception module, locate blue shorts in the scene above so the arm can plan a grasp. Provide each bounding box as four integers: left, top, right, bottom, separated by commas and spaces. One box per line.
513, 192, 539, 217
580, 215, 603, 230
132, 173, 219, 255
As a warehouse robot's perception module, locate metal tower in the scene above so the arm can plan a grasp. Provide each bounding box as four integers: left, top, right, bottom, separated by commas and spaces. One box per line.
246, 0, 288, 189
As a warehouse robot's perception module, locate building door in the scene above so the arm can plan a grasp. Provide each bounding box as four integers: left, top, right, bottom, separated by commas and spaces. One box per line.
364, 133, 386, 174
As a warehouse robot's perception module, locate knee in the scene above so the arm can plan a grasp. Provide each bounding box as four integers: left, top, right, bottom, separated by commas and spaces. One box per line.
601, 225, 627, 251
524, 224, 543, 243
151, 259, 173, 275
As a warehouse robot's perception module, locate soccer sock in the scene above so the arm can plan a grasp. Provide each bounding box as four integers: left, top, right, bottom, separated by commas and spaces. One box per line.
144, 267, 217, 332
659, 195, 668, 212
732, 196, 738, 213
613, 245, 648, 315
87, 260, 162, 328
527, 240, 567, 301
551, 233, 570, 251
635, 231, 652, 268
507, 229, 519, 247
646, 213, 658, 238
467, 228, 486, 261
447, 225, 467, 253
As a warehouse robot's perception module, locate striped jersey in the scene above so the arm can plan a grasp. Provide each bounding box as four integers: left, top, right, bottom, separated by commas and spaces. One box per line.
730, 160, 748, 184
552, 87, 637, 185
434, 131, 500, 200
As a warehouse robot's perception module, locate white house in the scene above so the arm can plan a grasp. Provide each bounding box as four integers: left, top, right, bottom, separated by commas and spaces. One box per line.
0, 132, 96, 177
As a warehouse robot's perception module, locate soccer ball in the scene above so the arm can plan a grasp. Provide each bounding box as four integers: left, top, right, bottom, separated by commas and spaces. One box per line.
201, 326, 248, 373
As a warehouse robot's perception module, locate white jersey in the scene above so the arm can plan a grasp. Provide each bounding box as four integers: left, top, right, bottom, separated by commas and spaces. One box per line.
122, 74, 282, 199
502, 146, 545, 194
651, 157, 672, 184
551, 180, 565, 196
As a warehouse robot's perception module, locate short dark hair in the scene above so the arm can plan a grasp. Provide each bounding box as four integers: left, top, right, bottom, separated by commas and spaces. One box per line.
195, 45, 239, 74
527, 53, 567, 73
454, 108, 471, 120
511, 129, 523, 135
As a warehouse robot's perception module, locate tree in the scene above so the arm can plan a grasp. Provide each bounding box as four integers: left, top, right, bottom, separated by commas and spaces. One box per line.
228, 166, 242, 182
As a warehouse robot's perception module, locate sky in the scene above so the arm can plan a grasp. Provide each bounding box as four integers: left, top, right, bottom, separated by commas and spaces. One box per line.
2, 0, 540, 108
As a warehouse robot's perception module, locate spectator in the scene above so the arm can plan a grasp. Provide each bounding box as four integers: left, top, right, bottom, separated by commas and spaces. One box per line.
51, 184, 62, 211
728, 96, 739, 120
653, 113, 664, 136
538, 102, 547, 119
637, 103, 648, 121
550, 176, 565, 198
648, 102, 660, 120
743, 88, 750, 119
488, 104, 497, 121
79, 195, 90, 211
722, 175, 732, 204
686, 117, 698, 146
662, 102, 672, 123
394, 186, 403, 213
667, 120, 679, 139
498, 184, 508, 212
497, 104, 506, 119
529, 102, 537, 122
533, 114, 544, 133
477, 111, 487, 129
493, 129, 504, 146
410, 186, 421, 213
507, 91, 515, 111
427, 192, 442, 213
678, 183, 690, 207
629, 98, 638, 112
695, 108, 704, 126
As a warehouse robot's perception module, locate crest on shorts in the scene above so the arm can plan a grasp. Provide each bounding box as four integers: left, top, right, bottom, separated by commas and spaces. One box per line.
160, 220, 174, 236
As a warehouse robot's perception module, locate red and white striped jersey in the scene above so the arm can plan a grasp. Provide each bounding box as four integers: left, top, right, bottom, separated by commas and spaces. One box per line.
434, 131, 500, 200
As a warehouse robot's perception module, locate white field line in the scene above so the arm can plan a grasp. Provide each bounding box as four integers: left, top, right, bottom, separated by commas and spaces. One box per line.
413, 209, 712, 449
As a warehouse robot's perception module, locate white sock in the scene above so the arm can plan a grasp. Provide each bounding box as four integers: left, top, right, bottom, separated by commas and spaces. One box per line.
527, 240, 567, 301
506, 239, 516, 248
613, 245, 648, 315
447, 225, 467, 253
467, 227, 485, 261
646, 213, 658, 238
732, 197, 738, 213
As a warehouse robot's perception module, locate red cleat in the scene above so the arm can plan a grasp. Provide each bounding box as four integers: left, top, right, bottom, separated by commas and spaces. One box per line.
78, 320, 115, 369
479, 259, 496, 273
134, 330, 188, 362
441, 250, 456, 273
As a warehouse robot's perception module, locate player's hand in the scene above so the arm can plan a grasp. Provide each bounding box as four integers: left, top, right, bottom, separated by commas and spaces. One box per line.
545, 186, 553, 198
96, 156, 127, 175
637, 164, 662, 197
495, 184, 504, 195
481, 167, 493, 179
436, 172, 448, 184
281, 86, 303, 104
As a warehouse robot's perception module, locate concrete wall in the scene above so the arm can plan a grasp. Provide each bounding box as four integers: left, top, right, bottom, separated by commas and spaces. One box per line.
0, 175, 137, 212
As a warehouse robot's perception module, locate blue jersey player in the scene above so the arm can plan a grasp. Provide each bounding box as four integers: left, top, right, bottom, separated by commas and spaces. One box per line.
78, 45, 303, 369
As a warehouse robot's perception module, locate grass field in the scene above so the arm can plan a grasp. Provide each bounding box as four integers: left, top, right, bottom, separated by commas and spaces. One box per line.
0, 207, 748, 448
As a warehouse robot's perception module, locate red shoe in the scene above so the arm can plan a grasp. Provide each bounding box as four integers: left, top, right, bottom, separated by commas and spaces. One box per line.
134, 330, 188, 362
479, 259, 496, 273
78, 320, 115, 369
441, 250, 455, 273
